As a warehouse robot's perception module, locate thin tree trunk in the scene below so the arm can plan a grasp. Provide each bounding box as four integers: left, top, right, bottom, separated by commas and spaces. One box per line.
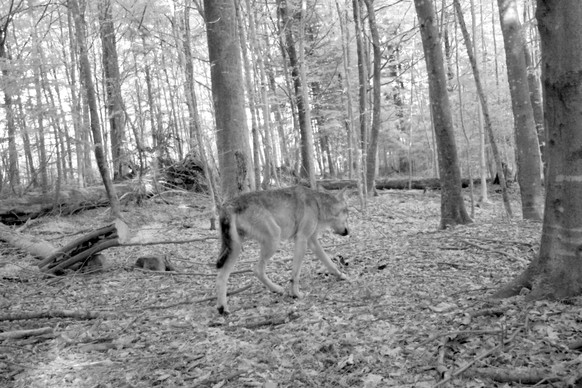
336, 1, 361, 201
247, 0, 275, 188
524, 44, 545, 172
363, 0, 381, 196
279, 0, 316, 187
0, 18, 20, 191
65, 6, 85, 187
16, 100, 37, 187
454, 0, 512, 218
353, 0, 368, 196
99, 0, 127, 181
235, 0, 262, 189
455, 15, 475, 218
30, 5, 48, 192
182, 4, 218, 226
68, 0, 121, 219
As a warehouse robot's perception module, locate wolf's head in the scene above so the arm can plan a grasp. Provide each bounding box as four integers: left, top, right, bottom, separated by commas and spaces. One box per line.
326, 189, 349, 236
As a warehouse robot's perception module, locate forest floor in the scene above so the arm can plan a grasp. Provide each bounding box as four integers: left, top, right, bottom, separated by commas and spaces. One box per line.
1, 185, 581, 388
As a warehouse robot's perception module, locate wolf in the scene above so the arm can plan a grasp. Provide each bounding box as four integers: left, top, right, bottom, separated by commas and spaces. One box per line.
216, 185, 349, 314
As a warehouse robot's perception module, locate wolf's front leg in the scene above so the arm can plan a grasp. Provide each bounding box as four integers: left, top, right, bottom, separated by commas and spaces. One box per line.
309, 237, 348, 280
290, 237, 308, 298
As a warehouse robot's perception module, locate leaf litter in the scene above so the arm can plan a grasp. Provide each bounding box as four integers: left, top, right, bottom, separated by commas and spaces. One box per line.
0, 188, 581, 387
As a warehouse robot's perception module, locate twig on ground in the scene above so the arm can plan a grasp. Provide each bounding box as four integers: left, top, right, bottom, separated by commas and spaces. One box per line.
229, 311, 301, 330
134, 268, 252, 276
464, 367, 559, 385
123, 237, 217, 247
142, 283, 253, 311
0, 309, 105, 322
460, 239, 528, 264
433, 326, 523, 388
414, 329, 503, 350
0, 327, 53, 339
192, 369, 247, 386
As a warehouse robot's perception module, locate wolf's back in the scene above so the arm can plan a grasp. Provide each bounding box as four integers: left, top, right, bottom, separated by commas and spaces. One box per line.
217, 210, 233, 269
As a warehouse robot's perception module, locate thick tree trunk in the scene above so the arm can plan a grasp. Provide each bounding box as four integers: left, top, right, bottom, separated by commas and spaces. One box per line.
414, 0, 472, 229
204, 0, 254, 199
496, 0, 582, 300
497, 0, 544, 221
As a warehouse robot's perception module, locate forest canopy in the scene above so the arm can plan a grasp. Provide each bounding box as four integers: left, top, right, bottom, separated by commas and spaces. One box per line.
0, 0, 526, 194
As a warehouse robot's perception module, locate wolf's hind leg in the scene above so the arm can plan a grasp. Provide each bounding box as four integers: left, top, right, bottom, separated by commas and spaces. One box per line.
216, 240, 242, 315
254, 236, 285, 295
309, 237, 348, 280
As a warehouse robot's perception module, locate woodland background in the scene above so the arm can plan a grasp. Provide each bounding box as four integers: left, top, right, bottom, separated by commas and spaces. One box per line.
2, 0, 582, 387
0, 0, 533, 198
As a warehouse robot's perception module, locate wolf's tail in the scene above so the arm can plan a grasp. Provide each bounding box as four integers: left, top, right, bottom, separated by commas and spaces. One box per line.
217, 210, 233, 269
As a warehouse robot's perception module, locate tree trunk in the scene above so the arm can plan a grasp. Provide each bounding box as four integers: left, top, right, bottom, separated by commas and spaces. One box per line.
249, 2, 276, 188
279, 0, 316, 187
68, 0, 121, 219
496, 0, 582, 300
497, 0, 544, 221
17, 100, 37, 187
0, 20, 20, 191
353, 0, 368, 196
363, 0, 381, 196
267, 65, 290, 170
65, 6, 85, 187
454, 0, 512, 218
182, 5, 218, 224
99, 0, 127, 181
414, 0, 472, 229
204, 0, 254, 199
28, 1, 49, 192
524, 45, 545, 172
336, 1, 362, 203
235, 0, 262, 189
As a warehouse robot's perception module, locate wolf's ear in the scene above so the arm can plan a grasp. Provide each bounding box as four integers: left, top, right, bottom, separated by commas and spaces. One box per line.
336, 187, 348, 201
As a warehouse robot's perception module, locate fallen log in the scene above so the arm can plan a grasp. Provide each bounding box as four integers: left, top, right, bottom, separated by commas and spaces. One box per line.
318, 177, 483, 191
0, 184, 137, 225
0, 223, 59, 259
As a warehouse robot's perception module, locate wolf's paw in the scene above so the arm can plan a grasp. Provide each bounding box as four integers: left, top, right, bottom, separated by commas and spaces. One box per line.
217, 305, 230, 315
290, 283, 304, 299
270, 285, 285, 295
